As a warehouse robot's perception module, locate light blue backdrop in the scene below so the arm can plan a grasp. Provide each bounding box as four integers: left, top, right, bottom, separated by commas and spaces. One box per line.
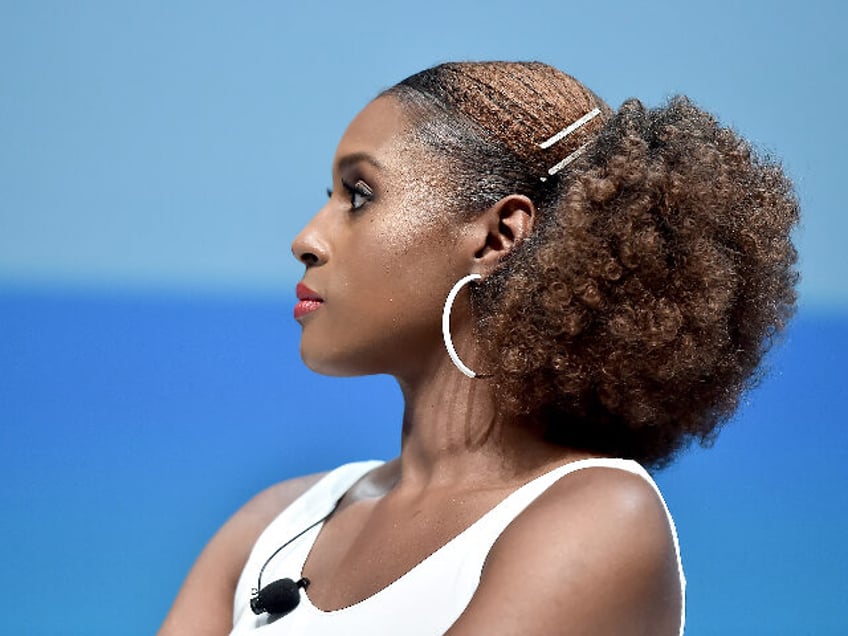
1, 1, 846, 634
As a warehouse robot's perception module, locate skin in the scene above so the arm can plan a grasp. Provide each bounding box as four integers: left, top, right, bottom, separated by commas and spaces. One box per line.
159, 96, 682, 635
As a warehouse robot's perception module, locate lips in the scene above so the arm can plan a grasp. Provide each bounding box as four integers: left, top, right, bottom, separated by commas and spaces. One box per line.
294, 282, 323, 320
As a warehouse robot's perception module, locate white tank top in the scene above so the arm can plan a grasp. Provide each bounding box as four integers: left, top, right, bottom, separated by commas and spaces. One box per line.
230, 458, 686, 635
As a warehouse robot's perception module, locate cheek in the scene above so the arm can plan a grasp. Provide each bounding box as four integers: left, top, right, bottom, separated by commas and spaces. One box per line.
327, 219, 458, 356
363, 218, 456, 307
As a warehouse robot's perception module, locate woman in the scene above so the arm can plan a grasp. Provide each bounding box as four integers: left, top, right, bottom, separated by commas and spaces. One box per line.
159, 61, 798, 635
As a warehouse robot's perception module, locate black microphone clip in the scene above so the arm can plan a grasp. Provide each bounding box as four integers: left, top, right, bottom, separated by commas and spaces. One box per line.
250, 577, 311, 617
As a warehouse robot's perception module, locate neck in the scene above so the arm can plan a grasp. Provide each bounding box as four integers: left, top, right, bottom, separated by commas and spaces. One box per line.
392, 352, 576, 492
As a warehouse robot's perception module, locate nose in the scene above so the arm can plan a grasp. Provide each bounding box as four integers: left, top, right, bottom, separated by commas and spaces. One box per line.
291, 208, 330, 268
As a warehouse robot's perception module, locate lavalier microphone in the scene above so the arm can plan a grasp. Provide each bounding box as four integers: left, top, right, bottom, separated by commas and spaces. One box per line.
250, 577, 311, 616
249, 502, 340, 618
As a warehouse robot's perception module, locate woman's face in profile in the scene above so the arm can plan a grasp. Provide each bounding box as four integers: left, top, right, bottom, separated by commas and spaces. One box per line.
291, 96, 467, 379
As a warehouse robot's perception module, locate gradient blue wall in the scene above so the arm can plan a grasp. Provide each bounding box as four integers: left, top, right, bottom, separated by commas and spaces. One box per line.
1, 2, 845, 634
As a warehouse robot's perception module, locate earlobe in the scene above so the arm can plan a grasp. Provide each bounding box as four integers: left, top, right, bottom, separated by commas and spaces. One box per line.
471, 195, 536, 271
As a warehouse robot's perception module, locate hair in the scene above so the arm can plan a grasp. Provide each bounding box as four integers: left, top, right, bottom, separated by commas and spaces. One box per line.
384, 61, 799, 469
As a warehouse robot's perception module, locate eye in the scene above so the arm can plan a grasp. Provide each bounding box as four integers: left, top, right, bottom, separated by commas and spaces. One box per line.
341, 178, 374, 211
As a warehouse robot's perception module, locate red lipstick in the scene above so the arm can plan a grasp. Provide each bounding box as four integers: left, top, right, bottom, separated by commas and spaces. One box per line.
294, 283, 323, 320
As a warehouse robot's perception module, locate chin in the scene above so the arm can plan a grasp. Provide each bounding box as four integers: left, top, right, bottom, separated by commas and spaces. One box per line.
300, 358, 360, 378
299, 343, 373, 378
298, 325, 414, 378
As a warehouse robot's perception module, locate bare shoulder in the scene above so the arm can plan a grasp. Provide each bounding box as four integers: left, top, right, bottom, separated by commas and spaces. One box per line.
447, 465, 682, 636
158, 470, 328, 636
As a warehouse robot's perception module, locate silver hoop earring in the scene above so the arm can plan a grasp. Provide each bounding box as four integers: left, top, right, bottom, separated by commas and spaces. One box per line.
442, 273, 481, 378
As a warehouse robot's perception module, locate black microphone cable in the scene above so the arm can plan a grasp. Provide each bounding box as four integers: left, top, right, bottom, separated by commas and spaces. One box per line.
250, 501, 340, 617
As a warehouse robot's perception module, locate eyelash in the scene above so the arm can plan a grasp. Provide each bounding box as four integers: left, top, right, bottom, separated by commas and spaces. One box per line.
327, 179, 374, 211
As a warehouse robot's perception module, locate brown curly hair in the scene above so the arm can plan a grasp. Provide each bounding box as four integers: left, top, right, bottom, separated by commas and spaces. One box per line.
386, 62, 799, 468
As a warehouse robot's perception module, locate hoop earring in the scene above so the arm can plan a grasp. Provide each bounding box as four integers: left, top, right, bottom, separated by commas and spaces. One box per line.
442, 273, 481, 378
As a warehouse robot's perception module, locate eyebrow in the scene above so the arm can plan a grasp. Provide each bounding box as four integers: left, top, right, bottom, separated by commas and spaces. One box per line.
336, 152, 384, 173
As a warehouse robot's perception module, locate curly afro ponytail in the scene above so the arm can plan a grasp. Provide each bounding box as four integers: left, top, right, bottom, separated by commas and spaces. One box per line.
387, 63, 800, 468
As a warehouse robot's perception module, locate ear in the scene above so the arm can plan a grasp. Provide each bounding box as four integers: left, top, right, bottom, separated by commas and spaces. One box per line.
466, 194, 536, 275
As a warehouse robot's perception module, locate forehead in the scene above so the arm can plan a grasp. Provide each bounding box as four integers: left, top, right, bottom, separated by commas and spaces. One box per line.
334, 96, 411, 163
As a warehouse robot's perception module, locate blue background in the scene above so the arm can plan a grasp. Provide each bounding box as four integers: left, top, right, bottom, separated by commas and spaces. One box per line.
1, 1, 845, 634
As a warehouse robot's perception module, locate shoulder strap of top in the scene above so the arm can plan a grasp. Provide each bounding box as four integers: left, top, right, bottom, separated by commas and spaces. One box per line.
231, 460, 384, 623
289, 459, 386, 524
480, 457, 650, 520
465, 457, 686, 636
